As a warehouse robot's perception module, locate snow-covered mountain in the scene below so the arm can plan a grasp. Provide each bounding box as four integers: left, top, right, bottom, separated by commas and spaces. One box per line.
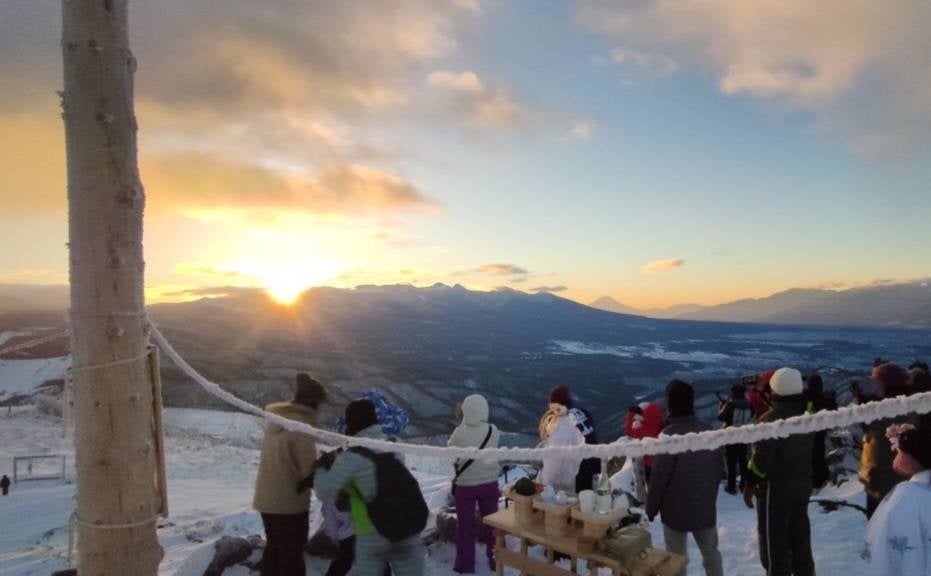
679, 281, 931, 328
589, 296, 706, 319
3, 283, 929, 440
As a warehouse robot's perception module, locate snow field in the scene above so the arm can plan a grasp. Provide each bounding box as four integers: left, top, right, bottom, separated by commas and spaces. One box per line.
1, 406, 871, 575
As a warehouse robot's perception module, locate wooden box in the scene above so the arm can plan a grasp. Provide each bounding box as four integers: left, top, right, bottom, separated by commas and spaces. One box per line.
533, 499, 575, 536
504, 488, 539, 525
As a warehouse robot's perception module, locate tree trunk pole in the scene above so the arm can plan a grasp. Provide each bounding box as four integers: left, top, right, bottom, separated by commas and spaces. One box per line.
61, 1, 162, 574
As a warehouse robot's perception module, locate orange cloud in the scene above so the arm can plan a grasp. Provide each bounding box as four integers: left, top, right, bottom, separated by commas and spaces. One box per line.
141, 153, 438, 218
424, 69, 526, 129
641, 258, 685, 274
475, 263, 529, 276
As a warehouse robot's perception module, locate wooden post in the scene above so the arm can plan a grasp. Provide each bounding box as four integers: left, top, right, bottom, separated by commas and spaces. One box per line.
61, 1, 162, 574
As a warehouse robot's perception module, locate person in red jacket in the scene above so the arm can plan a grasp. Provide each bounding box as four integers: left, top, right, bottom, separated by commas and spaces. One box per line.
624, 402, 665, 480
747, 371, 774, 419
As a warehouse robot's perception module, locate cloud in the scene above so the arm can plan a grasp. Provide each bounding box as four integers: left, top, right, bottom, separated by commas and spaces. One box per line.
564, 118, 596, 141
531, 285, 568, 293
160, 285, 265, 299
143, 154, 439, 218
641, 258, 685, 274
578, 0, 931, 154
611, 48, 678, 78
174, 264, 246, 278
426, 71, 485, 93
0, 1, 478, 220
476, 264, 530, 276
424, 69, 526, 129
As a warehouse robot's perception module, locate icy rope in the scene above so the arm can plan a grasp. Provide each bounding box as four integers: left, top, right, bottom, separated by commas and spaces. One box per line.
148, 323, 931, 462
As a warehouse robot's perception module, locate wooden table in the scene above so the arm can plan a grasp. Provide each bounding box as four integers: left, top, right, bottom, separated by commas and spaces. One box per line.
483, 508, 686, 576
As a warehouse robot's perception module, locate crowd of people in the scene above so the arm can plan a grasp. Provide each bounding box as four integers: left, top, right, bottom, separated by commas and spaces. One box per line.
252, 360, 930, 576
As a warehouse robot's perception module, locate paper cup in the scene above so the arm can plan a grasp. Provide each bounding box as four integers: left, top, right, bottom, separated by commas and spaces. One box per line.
579, 490, 595, 514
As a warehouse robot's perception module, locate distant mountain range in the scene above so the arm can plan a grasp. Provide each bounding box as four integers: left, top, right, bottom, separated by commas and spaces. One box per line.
4, 280, 930, 329
589, 296, 706, 319
591, 280, 931, 329
3, 282, 929, 438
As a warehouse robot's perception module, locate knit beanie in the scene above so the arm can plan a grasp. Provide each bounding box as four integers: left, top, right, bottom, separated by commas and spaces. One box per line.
666, 379, 694, 417
898, 425, 931, 470
548, 386, 572, 407
770, 368, 804, 397
345, 399, 378, 436
873, 362, 909, 397
294, 372, 327, 408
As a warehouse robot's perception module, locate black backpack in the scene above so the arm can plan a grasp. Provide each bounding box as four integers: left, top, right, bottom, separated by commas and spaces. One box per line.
347, 446, 429, 543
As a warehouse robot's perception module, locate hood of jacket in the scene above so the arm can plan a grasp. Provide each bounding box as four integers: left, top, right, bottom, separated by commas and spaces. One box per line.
265, 401, 317, 435
461, 394, 489, 426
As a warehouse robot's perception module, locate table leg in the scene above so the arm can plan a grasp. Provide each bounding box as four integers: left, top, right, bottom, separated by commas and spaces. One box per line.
547, 547, 555, 564
495, 530, 505, 576
570, 556, 578, 573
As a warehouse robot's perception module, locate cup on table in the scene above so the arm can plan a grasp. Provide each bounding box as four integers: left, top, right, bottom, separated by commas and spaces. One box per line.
578, 490, 595, 514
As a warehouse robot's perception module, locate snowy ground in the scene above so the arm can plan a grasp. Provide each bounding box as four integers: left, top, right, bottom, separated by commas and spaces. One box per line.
0, 356, 70, 399
1, 406, 871, 575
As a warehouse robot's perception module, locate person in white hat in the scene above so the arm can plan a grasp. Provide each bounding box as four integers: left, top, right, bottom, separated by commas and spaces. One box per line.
744, 367, 815, 576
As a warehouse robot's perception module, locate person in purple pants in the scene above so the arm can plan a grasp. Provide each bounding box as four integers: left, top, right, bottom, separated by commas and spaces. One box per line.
448, 394, 501, 574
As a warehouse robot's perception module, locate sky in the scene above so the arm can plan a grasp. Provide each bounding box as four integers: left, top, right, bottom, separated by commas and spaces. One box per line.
1, 0, 930, 309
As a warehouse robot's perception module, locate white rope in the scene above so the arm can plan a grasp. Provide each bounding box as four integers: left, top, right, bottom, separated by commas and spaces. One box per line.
148, 322, 931, 461
73, 512, 160, 530
66, 510, 160, 563
69, 347, 151, 375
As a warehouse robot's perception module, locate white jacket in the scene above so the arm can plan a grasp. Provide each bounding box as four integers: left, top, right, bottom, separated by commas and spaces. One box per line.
865, 470, 931, 575
448, 394, 501, 487
538, 404, 584, 488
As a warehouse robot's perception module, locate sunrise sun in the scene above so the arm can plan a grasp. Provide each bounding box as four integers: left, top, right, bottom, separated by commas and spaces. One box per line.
252, 259, 344, 305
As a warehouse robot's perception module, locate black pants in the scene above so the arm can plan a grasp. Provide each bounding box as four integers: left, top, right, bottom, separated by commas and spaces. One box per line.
326, 536, 392, 576
756, 484, 814, 576
260, 512, 309, 576
725, 444, 748, 491
811, 431, 829, 489
575, 457, 600, 493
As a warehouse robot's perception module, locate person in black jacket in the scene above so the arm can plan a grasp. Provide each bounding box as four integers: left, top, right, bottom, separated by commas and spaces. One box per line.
745, 368, 815, 576
804, 373, 837, 490
718, 383, 754, 494
0, 474, 10, 496
648, 380, 724, 576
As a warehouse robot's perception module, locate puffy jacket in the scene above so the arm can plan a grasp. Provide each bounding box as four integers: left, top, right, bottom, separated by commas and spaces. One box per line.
747, 389, 771, 418
860, 417, 908, 501
865, 470, 931, 575
747, 395, 813, 498
624, 403, 664, 468
646, 416, 723, 531
538, 404, 584, 488
253, 402, 318, 514
449, 394, 501, 487
314, 425, 391, 536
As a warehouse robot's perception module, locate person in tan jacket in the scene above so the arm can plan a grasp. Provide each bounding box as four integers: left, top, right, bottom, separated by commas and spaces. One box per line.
254, 373, 325, 576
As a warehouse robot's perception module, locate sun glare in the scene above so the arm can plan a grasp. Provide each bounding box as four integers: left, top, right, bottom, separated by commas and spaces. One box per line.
257, 259, 344, 305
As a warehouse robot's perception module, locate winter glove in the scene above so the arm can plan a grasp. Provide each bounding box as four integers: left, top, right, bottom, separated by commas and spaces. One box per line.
335, 490, 351, 511
742, 484, 755, 509
297, 473, 315, 494
316, 450, 337, 471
